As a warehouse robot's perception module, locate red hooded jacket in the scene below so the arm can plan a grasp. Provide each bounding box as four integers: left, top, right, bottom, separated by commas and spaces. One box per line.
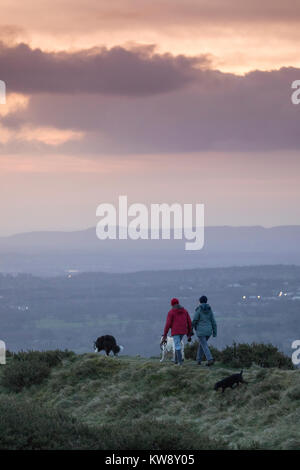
163, 304, 192, 337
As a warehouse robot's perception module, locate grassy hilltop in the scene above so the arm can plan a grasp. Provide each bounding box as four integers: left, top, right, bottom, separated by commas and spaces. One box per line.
0, 350, 300, 450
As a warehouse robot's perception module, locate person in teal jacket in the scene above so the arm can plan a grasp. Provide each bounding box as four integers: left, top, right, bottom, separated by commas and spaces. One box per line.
192, 295, 217, 366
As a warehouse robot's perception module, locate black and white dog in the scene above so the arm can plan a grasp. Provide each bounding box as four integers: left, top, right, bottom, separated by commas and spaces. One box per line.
160, 336, 185, 363
94, 335, 124, 356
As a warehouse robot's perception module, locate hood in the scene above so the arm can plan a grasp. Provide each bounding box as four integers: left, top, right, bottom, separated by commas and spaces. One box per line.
200, 303, 211, 313
172, 304, 185, 313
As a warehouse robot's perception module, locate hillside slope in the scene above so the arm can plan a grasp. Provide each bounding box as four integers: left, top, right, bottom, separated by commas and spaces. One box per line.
0, 354, 300, 450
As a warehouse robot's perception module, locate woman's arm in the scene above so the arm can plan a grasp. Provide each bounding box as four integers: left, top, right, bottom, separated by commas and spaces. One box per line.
163, 311, 173, 337
192, 307, 200, 330
210, 310, 217, 337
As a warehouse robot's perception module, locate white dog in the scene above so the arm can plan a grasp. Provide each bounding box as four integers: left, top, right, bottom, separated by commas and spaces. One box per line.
160, 336, 185, 363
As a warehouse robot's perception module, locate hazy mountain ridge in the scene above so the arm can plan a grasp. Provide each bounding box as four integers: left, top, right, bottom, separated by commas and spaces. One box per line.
0, 225, 300, 275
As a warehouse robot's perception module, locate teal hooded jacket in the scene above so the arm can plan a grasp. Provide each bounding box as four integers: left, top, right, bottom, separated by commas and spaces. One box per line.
192, 303, 217, 337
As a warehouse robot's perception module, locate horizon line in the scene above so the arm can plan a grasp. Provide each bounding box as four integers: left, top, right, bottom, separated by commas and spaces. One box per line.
1, 223, 300, 239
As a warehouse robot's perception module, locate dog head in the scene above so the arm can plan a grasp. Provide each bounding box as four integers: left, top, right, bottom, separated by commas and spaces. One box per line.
214, 381, 221, 391
112, 344, 124, 355
93, 341, 98, 353
160, 336, 167, 349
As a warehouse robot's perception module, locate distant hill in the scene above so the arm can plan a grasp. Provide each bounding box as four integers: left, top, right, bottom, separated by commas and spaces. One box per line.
0, 225, 300, 275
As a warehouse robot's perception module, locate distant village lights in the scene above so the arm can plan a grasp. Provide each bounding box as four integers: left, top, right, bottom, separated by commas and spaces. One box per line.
278, 291, 288, 297
242, 295, 261, 300
242, 291, 290, 301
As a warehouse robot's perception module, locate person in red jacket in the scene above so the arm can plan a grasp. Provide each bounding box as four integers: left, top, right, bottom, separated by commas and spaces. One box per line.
162, 298, 193, 365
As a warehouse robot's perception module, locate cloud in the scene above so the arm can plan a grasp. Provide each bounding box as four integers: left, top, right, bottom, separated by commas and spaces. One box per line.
0, 92, 29, 116
0, 41, 299, 154
2, 1, 300, 34
0, 25, 28, 45
0, 94, 84, 146
0, 124, 84, 146
0, 42, 209, 96
2, 1, 300, 74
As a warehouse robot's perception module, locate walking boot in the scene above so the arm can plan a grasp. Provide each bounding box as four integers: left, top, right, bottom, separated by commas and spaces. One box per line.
177, 349, 183, 366
174, 350, 178, 364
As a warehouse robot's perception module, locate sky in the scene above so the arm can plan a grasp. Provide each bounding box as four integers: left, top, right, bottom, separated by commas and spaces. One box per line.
0, 0, 300, 235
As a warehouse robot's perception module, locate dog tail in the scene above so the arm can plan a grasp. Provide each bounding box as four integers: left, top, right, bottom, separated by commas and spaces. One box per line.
240, 370, 243, 375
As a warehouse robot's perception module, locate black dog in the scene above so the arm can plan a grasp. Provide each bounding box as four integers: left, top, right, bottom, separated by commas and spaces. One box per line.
214, 370, 247, 393
94, 335, 124, 356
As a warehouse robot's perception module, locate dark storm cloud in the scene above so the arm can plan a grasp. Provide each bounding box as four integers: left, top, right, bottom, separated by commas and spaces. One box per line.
0, 42, 210, 96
